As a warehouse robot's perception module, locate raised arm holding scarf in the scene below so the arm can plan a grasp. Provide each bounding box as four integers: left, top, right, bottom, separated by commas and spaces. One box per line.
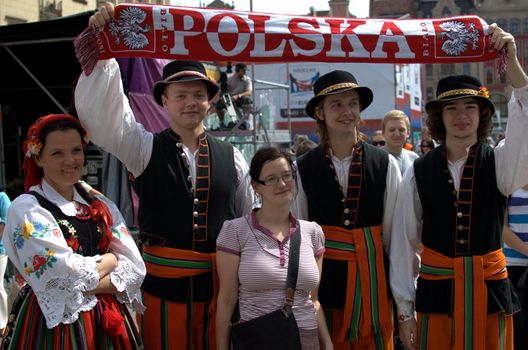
74, 4, 510, 350
389, 25, 528, 350
75, 3, 504, 74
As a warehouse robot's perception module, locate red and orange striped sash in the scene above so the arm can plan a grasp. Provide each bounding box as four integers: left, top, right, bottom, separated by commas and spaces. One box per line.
142, 245, 215, 278
419, 246, 508, 350
322, 225, 391, 344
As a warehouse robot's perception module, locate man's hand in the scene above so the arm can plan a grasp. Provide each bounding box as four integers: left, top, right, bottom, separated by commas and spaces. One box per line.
399, 318, 420, 349
89, 2, 115, 28
488, 23, 516, 59
489, 23, 528, 88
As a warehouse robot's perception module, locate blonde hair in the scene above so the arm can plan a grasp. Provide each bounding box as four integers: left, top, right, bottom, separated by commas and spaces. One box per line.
382, 110, 410, 132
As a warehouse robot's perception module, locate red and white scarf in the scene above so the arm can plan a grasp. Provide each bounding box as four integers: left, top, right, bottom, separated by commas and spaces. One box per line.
75, 4, 503, 75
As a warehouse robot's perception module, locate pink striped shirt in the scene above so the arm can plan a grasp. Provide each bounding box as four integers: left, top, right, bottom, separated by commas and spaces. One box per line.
217, 211, 325, 330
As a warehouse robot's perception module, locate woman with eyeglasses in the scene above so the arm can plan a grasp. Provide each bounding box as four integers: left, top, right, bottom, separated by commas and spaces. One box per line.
215, 147, 333, 350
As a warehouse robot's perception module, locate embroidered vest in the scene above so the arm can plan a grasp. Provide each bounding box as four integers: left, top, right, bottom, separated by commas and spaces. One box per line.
297, 142, 389, 309
135, 129, 237, 302
29, 191, 102, 257
413, 143, 518, 315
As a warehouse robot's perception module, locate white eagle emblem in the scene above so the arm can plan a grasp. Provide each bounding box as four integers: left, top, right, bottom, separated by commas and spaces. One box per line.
439, 21, 480, 56
109, 7, 150, 49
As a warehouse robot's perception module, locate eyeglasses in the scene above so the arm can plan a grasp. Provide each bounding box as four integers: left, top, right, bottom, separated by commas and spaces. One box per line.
372, 141, 386, 146
255, 173, 296, 186
420, 144, 433, 149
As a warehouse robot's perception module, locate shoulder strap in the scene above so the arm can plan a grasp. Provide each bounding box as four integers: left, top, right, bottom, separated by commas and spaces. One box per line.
27, 190, 60, 212
284, 220, 301, 307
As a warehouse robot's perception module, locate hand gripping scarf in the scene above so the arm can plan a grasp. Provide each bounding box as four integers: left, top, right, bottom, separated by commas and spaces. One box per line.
75, 4, 504, 75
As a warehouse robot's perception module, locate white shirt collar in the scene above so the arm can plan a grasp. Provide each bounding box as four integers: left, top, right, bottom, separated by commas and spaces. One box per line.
328, 147, 354, 163
447, 144, 471, 167
30, 180, 89, 216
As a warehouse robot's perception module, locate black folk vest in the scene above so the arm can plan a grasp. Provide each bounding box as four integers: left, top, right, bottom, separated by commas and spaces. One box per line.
297, 143, 389, 309
29, 191, 102, 257
135, 129, 237, 302
414, 143, 518, 315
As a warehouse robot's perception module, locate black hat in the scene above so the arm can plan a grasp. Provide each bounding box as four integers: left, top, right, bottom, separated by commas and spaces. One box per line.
305, 70, 373, 119
425, 75, 495, 114
152, 60, 220, 106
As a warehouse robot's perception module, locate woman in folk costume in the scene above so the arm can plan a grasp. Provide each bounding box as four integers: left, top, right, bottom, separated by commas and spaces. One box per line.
293, 71, 402, 349
1, 114, 146, 349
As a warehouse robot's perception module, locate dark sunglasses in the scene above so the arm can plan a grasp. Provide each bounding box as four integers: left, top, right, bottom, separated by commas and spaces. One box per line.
420, 143, 433, 148
372, 141, 386, 146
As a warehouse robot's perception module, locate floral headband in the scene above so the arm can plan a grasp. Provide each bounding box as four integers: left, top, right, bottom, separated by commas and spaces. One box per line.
24, 114, 89, 158
25, 138, 43, 158
23, 114, 89, 192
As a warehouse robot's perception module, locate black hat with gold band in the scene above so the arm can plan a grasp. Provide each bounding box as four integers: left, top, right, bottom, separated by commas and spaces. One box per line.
153, 60, 220, 106
425, 75, 495, 114
305, 70, 373, 119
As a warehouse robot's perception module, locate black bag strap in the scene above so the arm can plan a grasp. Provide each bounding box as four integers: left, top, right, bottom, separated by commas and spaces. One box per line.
284, 220, 301, 308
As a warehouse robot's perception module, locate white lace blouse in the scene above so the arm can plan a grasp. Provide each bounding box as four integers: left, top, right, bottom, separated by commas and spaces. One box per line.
2, 180, 146, 328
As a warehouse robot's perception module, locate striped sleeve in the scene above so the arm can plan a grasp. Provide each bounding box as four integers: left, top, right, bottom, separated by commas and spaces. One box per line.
312, 222, 325, 258
216, 219, 242, 256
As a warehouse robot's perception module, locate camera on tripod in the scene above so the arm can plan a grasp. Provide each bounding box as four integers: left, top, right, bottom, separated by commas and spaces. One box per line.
219, 71, 233, 109
213, 63, 238, 129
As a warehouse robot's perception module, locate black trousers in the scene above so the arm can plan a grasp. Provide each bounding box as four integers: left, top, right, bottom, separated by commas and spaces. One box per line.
507, 265, 528, 350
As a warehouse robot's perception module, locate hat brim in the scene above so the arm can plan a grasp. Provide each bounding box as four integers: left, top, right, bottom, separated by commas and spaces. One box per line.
425, 94, 495, 114
153, 76, 220, 106
305, 86, 373, 119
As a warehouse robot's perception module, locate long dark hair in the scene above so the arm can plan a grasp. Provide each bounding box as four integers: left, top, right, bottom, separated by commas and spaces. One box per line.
426, 98, 494, 143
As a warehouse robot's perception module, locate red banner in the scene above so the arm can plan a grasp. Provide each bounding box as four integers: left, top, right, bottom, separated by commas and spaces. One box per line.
77, 4, 497, 70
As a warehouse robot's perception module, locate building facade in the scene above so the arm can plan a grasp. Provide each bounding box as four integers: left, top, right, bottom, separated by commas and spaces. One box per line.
0, 0, 171, 26
370, 0, 418, 19
0, 0, 96, 25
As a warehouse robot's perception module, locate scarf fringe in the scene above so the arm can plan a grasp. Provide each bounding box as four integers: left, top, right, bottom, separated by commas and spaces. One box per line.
496, 47, 508, 76
74, 26, 99, 75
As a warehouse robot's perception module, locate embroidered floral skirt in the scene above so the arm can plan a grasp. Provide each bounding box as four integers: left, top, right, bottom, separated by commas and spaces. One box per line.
1, 285, 142, 349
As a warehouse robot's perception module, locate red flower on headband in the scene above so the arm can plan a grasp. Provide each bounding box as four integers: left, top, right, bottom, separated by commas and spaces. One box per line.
478, 86, 489, 98
25, 139, 43, 158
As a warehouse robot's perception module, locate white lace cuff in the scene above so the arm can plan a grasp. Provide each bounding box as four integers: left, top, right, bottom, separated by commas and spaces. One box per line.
396, 299, 416, 324
110, 257, 145, 313
34, 254, 100, 328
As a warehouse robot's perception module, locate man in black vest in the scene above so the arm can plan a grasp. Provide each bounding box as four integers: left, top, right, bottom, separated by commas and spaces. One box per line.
294, 70, 402, 349
390, 24, 528, 350
75, 4, 254, 349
